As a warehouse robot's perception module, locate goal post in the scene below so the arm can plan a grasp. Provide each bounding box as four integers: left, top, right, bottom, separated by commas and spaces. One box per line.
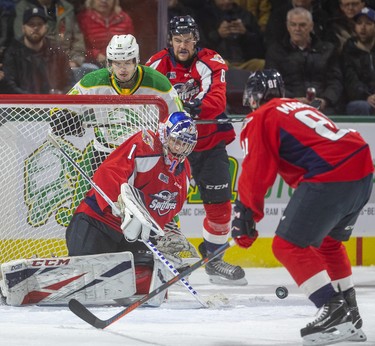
0, 94, 168, 264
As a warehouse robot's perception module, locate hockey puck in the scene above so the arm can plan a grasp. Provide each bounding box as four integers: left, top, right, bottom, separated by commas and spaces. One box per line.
276, 286, 288, 299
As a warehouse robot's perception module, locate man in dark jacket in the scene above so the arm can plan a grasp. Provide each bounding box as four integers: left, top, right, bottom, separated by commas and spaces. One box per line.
265, 7, 343, 115
341, 7, 375, 115
264, 0, 331, 46
3, 7, 74, 94
197, 0, 265, 71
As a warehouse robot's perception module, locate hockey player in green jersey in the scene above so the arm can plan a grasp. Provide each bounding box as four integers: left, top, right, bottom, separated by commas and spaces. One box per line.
68, 34, 182, 117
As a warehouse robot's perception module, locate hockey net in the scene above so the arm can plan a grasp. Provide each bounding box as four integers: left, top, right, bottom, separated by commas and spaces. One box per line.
0, 94, 168, 264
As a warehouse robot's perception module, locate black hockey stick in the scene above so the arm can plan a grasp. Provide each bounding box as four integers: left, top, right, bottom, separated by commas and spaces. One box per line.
69, 239, 235, 329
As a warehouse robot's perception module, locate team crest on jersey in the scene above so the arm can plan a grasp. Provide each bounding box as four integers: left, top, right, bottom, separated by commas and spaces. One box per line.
149, 190, 178, 216
174, 79, 200, 101
210, 54, 225, 64
158, 173, 169, 184
166, 72, 176, 79
141, 129, 154, 150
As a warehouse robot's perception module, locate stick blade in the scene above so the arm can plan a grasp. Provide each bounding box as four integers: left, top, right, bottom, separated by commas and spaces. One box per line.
69, 299, 108, 329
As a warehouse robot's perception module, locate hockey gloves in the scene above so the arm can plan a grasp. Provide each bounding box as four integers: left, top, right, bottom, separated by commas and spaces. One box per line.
118, 183, 164, 242
183, 99, 202, 118
231, 200, 258, 249
50, 108, 85, 137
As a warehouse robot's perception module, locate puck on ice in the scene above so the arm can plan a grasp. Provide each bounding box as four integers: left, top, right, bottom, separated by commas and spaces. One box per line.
276, 286, 288, 299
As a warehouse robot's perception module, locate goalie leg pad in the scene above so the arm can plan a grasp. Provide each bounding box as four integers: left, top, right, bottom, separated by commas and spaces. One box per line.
143, 255, 171, 307
0, 252, 136, 306
135, 265, 153, 294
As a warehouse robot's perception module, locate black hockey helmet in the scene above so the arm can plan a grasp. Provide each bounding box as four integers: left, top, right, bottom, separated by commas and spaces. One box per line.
243, 69, 285, 110
168, 15, 200, 42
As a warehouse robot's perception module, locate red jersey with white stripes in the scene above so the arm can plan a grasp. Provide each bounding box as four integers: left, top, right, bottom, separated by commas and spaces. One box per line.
146, 47, 235, 151
239, 98, 374, 222
75, 130, 191, 234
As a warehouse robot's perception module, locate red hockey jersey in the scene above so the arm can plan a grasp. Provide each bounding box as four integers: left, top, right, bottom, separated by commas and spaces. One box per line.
75, 130, 191, 234
146, 47, 235, 151
239, 98, 374, 222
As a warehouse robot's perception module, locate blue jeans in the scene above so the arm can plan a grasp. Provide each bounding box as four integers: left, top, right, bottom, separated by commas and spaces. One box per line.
346, 100, 374, 115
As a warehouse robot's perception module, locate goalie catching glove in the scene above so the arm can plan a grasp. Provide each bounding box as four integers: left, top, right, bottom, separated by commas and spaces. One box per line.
117, 183, 164, 242
231, 199, 258, 249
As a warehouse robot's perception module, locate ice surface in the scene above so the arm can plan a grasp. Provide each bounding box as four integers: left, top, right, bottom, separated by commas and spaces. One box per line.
0, 267, 374, 346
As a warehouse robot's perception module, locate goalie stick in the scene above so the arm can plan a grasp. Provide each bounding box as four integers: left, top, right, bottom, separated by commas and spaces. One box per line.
47, 132, 208, 307
69, 239, 235, 329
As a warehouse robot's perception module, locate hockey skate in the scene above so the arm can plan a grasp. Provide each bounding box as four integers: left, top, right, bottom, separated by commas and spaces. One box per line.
301, 293, 356, 346
199, 242, 247, 286
344, 287, 367, 342
156, 220, 200, 272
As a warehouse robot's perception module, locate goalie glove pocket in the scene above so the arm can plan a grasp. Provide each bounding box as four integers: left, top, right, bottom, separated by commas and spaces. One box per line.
122, 216, 142, 242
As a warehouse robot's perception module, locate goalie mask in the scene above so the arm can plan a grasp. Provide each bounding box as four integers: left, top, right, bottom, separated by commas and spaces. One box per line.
243, 69, 285, 111
160, 111, 197, 166
168, 15, 200, 42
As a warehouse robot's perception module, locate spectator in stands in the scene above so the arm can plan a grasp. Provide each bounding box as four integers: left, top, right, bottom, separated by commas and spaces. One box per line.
14, 0, 87, 73
198, 0, 265, 72
65, 0, 86, 14
0, 0, 16, 53
168, 0, 197, 20
234, 0, 271, 32
269, 0, 288, 9
77, 0, 135, 68
264, 0, 331, 47
265, 7, 344, 115
0, 63, 20, 94
326, 0, 366, 54
341, 7, 375, 115
318, 0, 340, 16
3, 7, 75, 94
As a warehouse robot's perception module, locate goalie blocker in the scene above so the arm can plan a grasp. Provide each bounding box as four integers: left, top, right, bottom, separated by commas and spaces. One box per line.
0, 251, 170, 307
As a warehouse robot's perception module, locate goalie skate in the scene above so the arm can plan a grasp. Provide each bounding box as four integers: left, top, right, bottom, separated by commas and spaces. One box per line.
198, 242, 247, 286
301, 294, 356, 346
156, 219, 200, 271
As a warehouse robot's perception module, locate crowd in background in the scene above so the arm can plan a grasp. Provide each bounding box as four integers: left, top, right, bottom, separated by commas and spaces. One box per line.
1, 0, 375, 115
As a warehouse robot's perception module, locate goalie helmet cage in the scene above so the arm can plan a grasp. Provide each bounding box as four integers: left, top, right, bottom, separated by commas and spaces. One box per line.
0, 94, 168, 264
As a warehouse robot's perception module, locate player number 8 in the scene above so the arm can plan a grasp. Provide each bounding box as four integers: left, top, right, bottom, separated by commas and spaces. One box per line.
294, 109, 354, 141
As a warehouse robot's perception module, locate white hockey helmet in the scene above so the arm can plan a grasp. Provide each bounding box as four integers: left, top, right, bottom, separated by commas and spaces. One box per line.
106, 34, 140, 64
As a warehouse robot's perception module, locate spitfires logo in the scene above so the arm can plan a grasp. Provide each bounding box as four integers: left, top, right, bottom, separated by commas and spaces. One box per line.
174, 79, 200, 101
149, 190, 178, 216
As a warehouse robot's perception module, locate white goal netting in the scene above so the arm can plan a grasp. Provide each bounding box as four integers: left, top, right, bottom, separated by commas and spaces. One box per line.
0, 95, 167, 264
